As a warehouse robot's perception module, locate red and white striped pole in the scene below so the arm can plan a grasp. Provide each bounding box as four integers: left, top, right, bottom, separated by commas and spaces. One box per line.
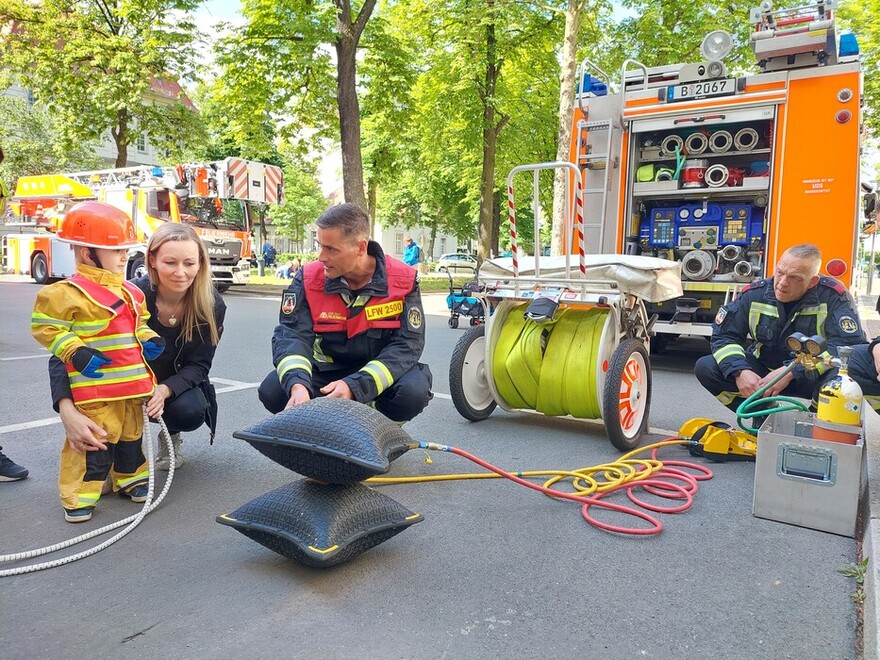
575, 173, 586, 276
507, 183, 519, 278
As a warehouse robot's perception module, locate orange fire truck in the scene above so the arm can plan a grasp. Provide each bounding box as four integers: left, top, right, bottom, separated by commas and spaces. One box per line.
3, 157, 283, 291
538, 0, 863, 349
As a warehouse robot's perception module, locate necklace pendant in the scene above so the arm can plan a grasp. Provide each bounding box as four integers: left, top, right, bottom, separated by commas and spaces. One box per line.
168, 316, 177, 326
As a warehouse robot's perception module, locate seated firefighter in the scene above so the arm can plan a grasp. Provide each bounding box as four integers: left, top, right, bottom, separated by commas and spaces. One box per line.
258, 204, 433, 423
694, 244, 867, 418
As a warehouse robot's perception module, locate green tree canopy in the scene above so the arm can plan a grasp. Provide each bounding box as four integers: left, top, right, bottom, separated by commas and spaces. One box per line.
0, 0, 203, 167
0, 96, 103, 186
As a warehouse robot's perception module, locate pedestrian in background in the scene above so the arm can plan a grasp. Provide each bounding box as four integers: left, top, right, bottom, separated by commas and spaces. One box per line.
403, 236, 421, 268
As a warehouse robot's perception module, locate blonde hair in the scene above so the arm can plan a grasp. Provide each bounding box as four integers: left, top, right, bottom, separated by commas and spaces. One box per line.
146, 222, 221, 345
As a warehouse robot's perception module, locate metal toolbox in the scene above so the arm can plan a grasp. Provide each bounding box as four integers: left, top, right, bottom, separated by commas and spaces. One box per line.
753, 409, 866, 537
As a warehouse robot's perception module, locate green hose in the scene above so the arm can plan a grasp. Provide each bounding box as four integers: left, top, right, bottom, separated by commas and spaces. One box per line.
735, 363, 809, 434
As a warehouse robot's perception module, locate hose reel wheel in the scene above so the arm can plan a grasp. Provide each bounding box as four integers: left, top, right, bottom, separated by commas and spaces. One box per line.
449, 325, 498, 421
602, 338, 652, 451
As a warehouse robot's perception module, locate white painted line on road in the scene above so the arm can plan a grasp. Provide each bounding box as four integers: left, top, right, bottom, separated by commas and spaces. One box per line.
0, 378, 260, 434
214, 381, 261, 394
0, 417, 60, 434
0, 354, 48, 361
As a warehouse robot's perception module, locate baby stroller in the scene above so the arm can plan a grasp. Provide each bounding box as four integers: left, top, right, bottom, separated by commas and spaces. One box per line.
446, 272, 486, 329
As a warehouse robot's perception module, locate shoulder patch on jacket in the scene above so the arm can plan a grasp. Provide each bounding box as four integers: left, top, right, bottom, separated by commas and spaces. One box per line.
714, 307, 728, 325
838, 315, 859, 334
281, 291, 296, 315
407, 306, 423, 330
818, 276, 846, 296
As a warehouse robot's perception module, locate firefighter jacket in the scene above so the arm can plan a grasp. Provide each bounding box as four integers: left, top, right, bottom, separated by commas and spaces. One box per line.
32, 264, 159, 404
272, 241, 425, 404
710, 275, 867, 381
48, 276, 226, 439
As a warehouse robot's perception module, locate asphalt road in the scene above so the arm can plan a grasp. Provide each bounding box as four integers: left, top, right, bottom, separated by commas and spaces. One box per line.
0, 281, 859, 658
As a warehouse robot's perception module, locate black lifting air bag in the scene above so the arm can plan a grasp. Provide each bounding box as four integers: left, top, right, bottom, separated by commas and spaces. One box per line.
216, 479, 423, 568
233, 398, 413, 484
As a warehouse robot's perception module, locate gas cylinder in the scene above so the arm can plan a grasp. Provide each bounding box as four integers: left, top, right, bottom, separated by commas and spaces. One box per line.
813, 346, 863, 444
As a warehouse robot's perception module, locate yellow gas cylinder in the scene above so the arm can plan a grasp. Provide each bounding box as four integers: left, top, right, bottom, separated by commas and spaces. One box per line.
813, 346, 863, 444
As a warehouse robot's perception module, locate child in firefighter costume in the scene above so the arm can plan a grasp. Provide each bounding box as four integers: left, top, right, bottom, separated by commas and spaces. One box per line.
31, 202, 166, 522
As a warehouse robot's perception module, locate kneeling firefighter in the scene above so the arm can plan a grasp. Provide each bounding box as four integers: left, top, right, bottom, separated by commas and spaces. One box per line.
258, 203, 433, 423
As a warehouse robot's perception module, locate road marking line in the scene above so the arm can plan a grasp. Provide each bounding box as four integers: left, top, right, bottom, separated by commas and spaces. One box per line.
0, 378, 260, 434
0, 354, 48, 361
0, 418, 61, 434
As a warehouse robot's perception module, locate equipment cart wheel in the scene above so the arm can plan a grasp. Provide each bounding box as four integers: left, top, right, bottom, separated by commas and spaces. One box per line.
602, 338, 651, 451
448, 316, 459, 329
450, 325, 497, 421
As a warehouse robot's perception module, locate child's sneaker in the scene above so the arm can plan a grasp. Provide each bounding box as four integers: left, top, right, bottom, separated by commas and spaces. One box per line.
120, 484, 149, 503
64, 507, 94, 523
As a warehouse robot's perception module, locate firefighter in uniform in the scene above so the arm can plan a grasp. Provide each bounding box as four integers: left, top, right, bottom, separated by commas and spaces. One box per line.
846, 339, 880, 414
31, 202, 166, 522
258, 203, 433, 422
694, 244, 867, 416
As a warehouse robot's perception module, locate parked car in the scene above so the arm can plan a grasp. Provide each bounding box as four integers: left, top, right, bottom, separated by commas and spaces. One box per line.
435, 253, 478, 274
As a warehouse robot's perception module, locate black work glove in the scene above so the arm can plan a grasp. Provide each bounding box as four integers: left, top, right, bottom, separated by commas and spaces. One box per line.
70, 347, 112, 379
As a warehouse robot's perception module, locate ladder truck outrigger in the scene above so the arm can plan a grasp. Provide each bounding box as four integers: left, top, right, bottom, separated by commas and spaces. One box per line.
3, 158, 284, 291
523, 0, 862, 351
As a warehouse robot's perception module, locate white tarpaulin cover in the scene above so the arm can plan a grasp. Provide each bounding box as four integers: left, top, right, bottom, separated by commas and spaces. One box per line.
480, 254, 683, 303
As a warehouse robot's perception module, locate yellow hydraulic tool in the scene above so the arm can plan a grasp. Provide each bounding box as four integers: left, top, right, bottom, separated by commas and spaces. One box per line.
678, 418, 758, 462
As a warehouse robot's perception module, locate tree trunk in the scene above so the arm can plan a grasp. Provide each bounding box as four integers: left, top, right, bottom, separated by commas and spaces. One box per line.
110, 108, 130, 168
551, 0, 583, 256
333, 0, 377, 211
367, 177, 377, 236
477, 3, 498, 263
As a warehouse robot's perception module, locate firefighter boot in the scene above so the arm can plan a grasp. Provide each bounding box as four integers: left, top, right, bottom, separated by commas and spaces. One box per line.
157, 433, 183, 471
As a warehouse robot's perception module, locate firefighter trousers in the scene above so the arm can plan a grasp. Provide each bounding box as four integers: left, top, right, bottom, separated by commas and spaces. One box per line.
59, 399, 149, 511
258, 362, 434, 423
694, 353, 823, 415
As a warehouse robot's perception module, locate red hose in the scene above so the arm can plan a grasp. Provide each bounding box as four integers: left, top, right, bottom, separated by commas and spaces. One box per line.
447, 439, 714, 536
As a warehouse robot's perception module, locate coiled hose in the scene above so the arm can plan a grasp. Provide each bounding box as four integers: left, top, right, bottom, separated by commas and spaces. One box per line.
369, 438, 713, 536
492, 304, 609, 418
0, 407, 174, 577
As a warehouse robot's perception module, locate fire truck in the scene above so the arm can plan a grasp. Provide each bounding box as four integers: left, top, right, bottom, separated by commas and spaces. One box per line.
3, 157, 284, 291
535, 0, 863, 349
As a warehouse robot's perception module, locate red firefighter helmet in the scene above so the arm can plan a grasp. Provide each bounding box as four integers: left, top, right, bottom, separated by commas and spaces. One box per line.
57, 201, 141, 249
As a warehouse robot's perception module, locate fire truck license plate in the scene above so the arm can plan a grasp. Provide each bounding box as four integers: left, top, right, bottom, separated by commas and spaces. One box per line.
667, 79, 735, 102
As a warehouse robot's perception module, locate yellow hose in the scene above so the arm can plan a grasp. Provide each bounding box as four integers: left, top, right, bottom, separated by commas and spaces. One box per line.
367, 439, 688, 497
493, 304, 608, 419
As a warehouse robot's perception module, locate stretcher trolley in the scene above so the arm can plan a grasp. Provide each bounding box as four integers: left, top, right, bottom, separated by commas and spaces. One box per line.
448, 163, 683, 450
